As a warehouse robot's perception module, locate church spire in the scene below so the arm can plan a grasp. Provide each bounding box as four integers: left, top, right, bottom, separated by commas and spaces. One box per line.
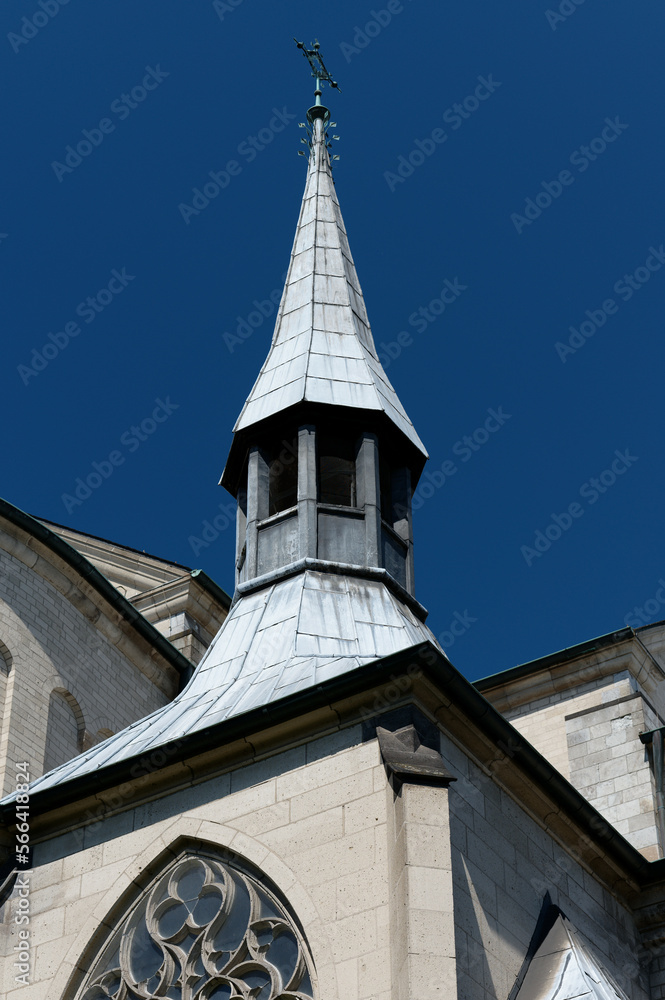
222, 41, 428, 601
225, 44, 425, 468
13, 56, 441, 801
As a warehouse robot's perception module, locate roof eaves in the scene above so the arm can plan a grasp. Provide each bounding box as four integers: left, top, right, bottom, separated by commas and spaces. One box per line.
474, 627, 636, 694
37, 514, 194, 574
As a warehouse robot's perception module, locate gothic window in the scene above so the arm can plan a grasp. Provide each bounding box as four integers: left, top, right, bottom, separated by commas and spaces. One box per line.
74, 847, 316, 1000
268, 437, 298, 516
317, 434, 356, 507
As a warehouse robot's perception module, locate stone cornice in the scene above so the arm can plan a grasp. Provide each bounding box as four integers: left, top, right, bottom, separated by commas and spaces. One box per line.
476, 631, 665, 715
130, 573, 230, 642
41, 517, 191, 598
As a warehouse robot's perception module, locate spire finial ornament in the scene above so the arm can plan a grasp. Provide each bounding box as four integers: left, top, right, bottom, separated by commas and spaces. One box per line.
294, 37, 340, 126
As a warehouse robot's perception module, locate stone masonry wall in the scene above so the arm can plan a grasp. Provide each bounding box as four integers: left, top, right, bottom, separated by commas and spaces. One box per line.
0, 547, 171, 795
503, 671, 635, 781
0, 723, 651, 1000
566, 692, 659, 859
502, 670, 663, 860
441, 731, 649, 1000
650, 950, 665, 999
0, 728, 388, 1000
42, 691, 81, 774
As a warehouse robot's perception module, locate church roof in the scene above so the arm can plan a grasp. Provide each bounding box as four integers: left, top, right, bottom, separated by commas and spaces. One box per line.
514, 911, 629, 1000
233, 116, 427, 459
2, 92, 439, 806
15, 570, 440, 799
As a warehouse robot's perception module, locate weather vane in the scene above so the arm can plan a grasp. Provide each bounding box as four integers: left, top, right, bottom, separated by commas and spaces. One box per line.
293, 38, 340, 128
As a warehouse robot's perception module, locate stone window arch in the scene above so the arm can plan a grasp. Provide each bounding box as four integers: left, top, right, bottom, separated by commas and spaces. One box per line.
43, 688, 85, 773
0, 639, 12, 740
71, 842, 316, 1000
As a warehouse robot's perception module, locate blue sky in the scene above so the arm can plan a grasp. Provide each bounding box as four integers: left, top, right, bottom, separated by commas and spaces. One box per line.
3, 0, 664, 681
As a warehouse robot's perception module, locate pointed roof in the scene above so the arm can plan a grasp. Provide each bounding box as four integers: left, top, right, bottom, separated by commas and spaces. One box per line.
1, 97, 440, 808
514, 911, 629, 1000
13, 570, 440, 799
234, 117, 427, 458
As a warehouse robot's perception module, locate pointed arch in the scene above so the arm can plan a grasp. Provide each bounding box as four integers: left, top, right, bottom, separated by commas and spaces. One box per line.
43, 687, 86, 773
0, 639, 12, 743
63, 836, 318, 1000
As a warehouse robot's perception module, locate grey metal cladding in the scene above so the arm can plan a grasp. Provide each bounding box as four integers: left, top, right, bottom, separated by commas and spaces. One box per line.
7, 571, 441, 801
233, 119, 427, 458
513, 912, 630, 1000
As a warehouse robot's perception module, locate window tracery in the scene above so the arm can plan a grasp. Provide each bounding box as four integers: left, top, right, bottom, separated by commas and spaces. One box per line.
76, 849, 315, 1000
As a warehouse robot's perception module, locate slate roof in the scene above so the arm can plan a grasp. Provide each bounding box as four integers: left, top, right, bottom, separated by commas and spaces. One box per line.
234, 116, 427, 458
14, 571, 440, 800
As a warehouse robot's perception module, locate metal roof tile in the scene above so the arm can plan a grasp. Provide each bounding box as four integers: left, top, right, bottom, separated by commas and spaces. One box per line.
310, 330, 364, 361
306, 354, 374, 385
231, 106, 426, 462
289, 247, 316, 283
299, 588, 356, 640
7, 571, 441, 802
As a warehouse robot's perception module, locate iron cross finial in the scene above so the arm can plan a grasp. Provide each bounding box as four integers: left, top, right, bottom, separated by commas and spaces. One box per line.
293, 38, 341, 104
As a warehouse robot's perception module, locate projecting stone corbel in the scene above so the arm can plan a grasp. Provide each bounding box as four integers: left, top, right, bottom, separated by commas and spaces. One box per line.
366, 707, 456, 790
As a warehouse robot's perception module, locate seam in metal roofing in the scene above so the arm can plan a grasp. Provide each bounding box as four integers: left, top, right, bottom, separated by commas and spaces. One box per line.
514, 912, 629, 1000
234, 118, 427, 458
6, 571, 441, 801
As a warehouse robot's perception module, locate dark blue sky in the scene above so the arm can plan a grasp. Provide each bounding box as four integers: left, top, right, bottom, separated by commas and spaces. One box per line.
3, 1, 664, 681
